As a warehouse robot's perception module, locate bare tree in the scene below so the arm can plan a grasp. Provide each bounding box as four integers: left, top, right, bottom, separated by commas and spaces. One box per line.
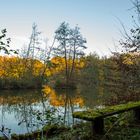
26, 23, 41, 59
120, 0, 140, 53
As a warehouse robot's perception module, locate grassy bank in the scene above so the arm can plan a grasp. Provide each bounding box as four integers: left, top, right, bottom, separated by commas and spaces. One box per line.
0, 111, 140, 140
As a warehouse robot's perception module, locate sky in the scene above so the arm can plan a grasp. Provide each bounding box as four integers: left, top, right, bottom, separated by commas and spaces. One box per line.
0, 0, 135, 56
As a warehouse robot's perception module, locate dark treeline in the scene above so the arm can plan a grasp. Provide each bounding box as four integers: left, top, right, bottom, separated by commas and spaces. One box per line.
0, 23, 140, 105
80, 52, 140, 105
0, 1, 139, 106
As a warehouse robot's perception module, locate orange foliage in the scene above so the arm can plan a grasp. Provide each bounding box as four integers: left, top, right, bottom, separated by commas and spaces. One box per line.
0, 56, 85, 80
122, 52, 140, 65
47, 56, 85, 77
0, 56, 45, 79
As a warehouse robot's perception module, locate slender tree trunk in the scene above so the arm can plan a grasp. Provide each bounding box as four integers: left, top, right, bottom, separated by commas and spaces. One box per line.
69, 42, 76, 81
64, 39, 69, 85
40, 37, 55, 86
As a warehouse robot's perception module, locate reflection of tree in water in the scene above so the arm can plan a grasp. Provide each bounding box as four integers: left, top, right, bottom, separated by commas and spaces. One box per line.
42, 86, 84, 125
0, 90, 44, 133
0, 90, 42, 105
78, 84, 108, 108
0, 87, 84, 134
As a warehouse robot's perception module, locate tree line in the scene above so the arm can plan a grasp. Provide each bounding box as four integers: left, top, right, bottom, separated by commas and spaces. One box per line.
0, 0, 139, 103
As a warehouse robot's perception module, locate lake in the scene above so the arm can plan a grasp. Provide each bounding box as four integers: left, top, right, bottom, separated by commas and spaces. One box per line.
0, 85, 107, 135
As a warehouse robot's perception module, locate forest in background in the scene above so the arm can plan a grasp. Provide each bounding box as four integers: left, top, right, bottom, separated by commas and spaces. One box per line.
0, 0, 139, 108
0, 1, 140, 140
0, 52, 139, 104
0, 18, 140, 106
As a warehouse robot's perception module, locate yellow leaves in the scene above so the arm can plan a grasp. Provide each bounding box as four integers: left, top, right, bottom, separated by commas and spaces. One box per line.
75, 59, 85, 69
0, 56, 45, 79
123, 57, 133, 65
45, 69, 51, 77
0, 55, 86, 80
0, 69, 5, 77
0, 56, 25, 79
122, 52, 140, 65
32, 60, 44, 76
51, 57, 65, 65
49, 56, 85, 77
50, 57, 65, 74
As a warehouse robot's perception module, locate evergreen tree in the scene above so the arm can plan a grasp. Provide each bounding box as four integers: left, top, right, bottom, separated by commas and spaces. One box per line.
54, 22, 86, 87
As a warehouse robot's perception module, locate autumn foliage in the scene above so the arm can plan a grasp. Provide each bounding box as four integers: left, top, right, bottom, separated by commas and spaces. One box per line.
0, 56, 85, 89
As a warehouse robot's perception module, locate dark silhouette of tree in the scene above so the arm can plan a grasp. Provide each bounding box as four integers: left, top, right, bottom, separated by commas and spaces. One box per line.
0, 29, 18, 55
120, 0, 140, 53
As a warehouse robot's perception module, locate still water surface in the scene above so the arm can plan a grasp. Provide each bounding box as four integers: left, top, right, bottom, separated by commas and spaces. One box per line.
0, 86, 107, 134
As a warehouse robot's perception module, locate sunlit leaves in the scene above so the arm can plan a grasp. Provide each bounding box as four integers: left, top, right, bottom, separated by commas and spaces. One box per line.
121, 52, 140, 65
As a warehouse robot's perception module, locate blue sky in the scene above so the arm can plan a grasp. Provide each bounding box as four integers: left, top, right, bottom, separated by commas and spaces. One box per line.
0, 0, 135, 56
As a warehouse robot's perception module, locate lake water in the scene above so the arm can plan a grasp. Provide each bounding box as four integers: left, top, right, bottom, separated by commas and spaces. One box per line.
0, 85, 107, 135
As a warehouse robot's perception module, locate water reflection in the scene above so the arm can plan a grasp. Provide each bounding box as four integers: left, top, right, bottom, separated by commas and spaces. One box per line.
78, 85, 107, 108
0, 90, 43, 134
0, 86, 106, 134
42, 86, 84, 125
